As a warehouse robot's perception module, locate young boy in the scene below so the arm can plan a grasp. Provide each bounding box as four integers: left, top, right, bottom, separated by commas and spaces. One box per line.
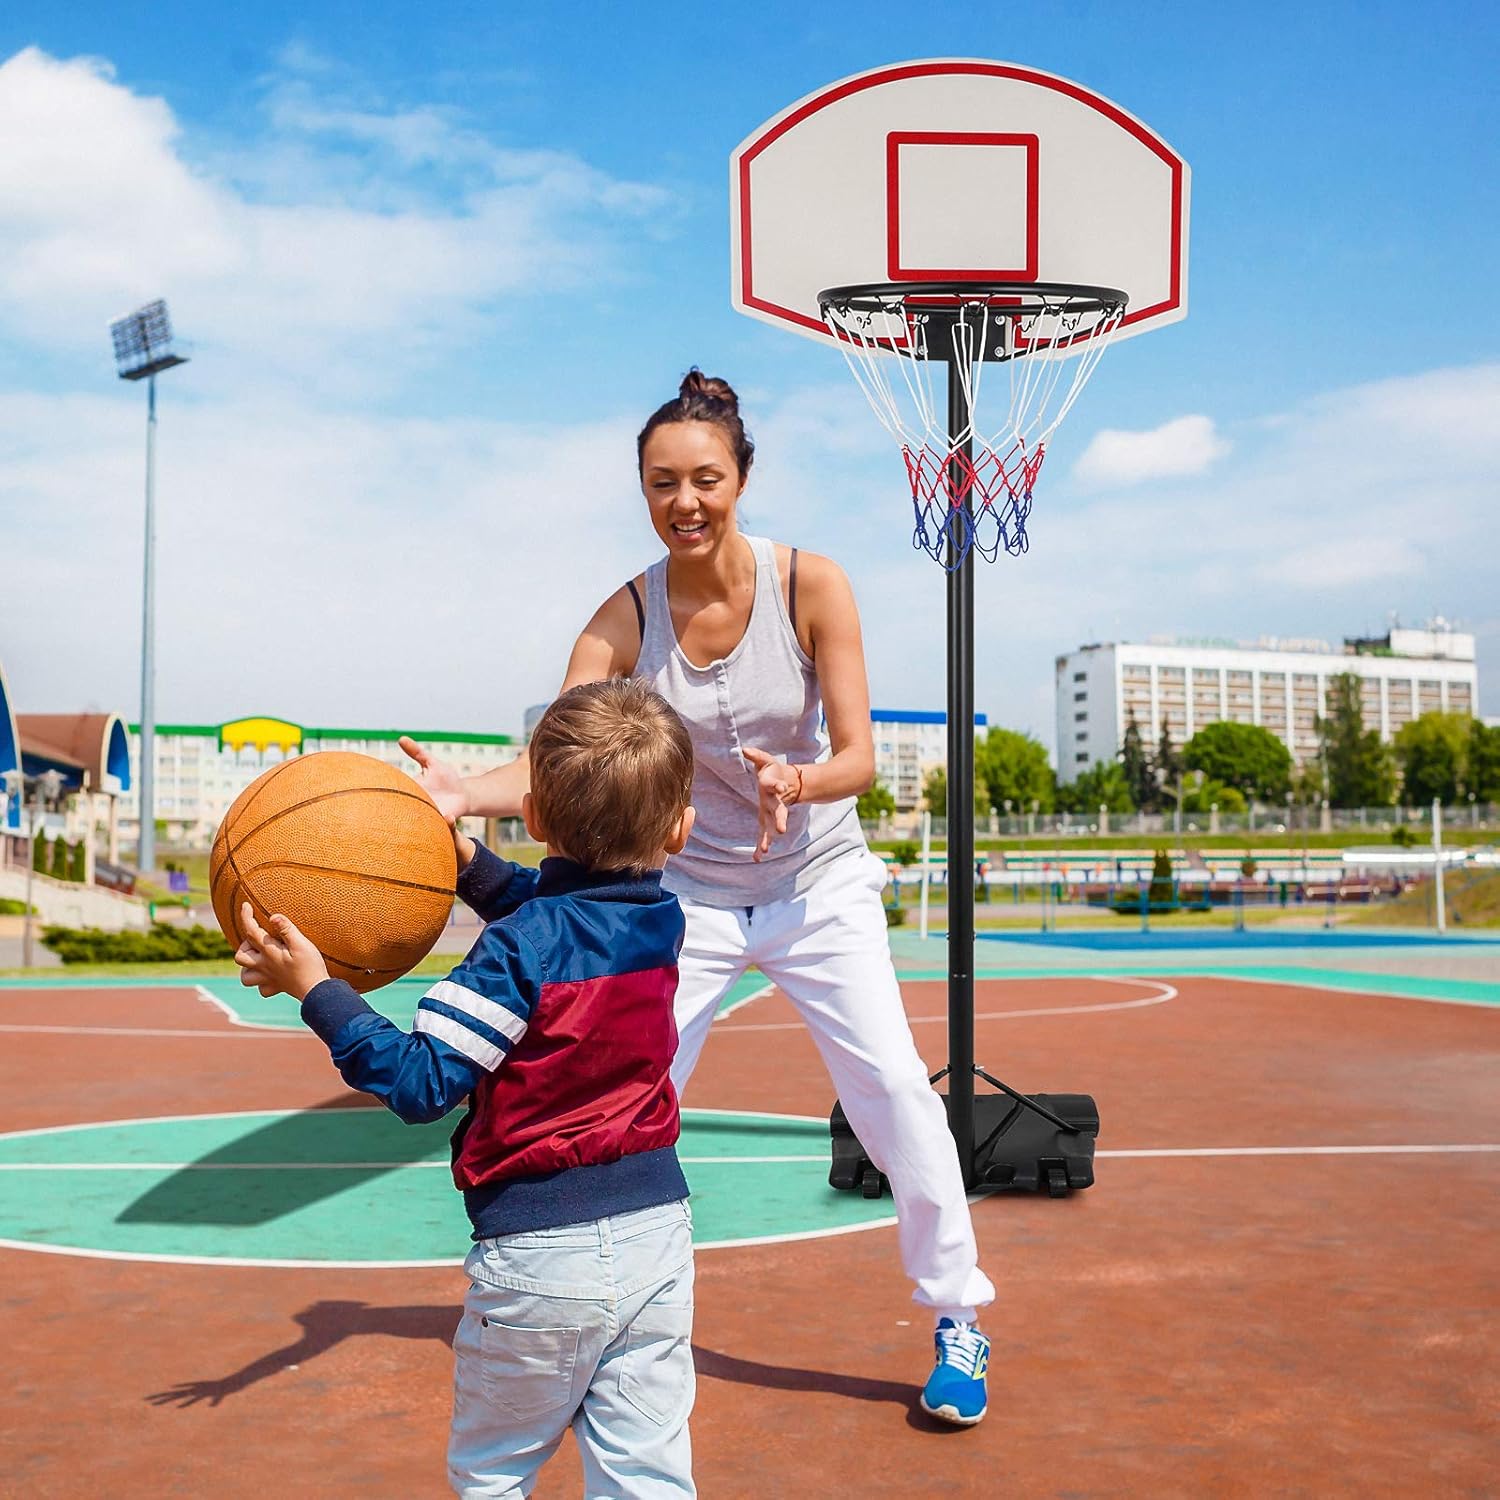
235, 678, 698, 1498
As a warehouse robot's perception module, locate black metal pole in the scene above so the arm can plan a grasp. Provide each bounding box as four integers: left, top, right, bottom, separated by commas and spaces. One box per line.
945, 354, 976, 1189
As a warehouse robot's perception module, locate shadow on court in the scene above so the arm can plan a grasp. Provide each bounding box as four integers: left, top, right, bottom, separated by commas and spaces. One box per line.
144, 1298, 933, 1424
117, 1095, 457, 1228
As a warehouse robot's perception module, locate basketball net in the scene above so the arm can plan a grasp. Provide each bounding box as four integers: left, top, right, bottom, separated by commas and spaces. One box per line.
819, 287, 1125, 568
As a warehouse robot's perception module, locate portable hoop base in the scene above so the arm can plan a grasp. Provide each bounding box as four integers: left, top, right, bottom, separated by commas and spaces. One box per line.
830, 1075, 1099, 1200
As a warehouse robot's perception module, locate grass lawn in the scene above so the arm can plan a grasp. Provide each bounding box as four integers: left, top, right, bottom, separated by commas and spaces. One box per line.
1346, 868, 1500, 929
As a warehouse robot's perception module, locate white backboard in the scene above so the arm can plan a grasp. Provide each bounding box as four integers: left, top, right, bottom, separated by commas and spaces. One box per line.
731, 59, 1190, 348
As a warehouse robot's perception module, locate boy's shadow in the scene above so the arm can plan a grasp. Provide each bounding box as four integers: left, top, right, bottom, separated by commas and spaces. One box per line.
119, 1095, 456, 1228
146, 1301, 951, 1431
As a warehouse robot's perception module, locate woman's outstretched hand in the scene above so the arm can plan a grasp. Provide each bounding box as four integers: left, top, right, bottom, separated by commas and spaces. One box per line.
399, 736, 469, 825
742, 747, 802, 861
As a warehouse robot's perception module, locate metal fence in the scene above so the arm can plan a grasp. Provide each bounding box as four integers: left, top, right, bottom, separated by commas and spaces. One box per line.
866, 802, 1500, 842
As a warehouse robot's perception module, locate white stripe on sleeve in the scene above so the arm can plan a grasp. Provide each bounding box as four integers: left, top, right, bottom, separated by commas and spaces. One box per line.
424, 978, 529, 1043
414, 1009, 507, 1070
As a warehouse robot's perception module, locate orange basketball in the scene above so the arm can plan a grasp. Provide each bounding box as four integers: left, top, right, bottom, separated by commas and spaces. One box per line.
210, 751, 457, 992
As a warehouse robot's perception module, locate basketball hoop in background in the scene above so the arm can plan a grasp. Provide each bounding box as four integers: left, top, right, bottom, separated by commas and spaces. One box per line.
818, 280, 1127, 568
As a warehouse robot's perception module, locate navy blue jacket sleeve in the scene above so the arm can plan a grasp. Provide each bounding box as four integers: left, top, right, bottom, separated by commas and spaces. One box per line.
300, 922, 543, 1125
456, 841, 541, 923
301, 979, 483, 1124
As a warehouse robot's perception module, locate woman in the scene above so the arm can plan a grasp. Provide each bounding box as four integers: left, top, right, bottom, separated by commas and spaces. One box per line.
406, 371, 994, 1425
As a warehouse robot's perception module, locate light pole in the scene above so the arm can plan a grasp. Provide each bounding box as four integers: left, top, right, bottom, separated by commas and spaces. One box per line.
109, 299, 188, 881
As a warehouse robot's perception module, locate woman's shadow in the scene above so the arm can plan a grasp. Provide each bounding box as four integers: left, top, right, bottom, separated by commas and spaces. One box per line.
146, 1301, 953, 1432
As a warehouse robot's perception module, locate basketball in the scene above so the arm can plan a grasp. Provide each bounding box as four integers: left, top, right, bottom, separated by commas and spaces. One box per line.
209, 751, 457, 992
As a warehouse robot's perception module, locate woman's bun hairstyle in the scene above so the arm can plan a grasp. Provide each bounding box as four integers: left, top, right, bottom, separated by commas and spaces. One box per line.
678, 369, 740, 413
638, 367, 754, 478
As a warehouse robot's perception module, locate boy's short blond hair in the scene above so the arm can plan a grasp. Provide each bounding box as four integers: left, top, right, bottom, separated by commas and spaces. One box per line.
528, 678, 694, 874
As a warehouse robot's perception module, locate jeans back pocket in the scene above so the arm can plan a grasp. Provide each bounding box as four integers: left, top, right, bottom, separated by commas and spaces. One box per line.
474, 1317, 582, 1420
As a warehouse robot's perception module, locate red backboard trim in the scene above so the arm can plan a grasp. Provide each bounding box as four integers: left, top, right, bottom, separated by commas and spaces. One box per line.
886, 132, 1039, 282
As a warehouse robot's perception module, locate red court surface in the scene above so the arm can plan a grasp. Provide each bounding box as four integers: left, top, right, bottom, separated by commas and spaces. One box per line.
2, 974, 1497, 1497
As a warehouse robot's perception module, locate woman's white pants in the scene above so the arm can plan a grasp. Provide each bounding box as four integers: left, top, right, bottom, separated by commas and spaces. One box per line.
671, 850, 995, 1322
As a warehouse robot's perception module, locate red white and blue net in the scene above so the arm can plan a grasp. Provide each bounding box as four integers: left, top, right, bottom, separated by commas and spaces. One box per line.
819, 287, 1125, 568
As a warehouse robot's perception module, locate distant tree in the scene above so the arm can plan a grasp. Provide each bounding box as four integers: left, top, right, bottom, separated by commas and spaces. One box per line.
1471, 720, 1500, 803
1317, 672, 1396, 808
1147, 849, 1174, 906
921, 766, 945, 818
69, 841, 87, 883
975, 728, 1055, 814
1291, 757, 1328, 809
1180, 771, 1247, 815
921, 766, 983, 820
1394, 711, 1472, 806
1154, 720, 1183, 806
1184, 721, 1292, 803
51, 837, 70, 881
856, 780, 897, 821
1120, 712, 1155, 812
1057, 761, 1135, 815
33, 835, 48, 874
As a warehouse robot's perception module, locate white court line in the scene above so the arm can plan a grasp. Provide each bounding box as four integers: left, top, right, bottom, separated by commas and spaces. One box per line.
194, 984, 306, 1033
1200, 970, 1500, 1011
0, 1154, 834, 1171
1098, 1143, 1500, 1159
6, 1145, 1497, 1173
719, 976, 1177, 1032
0, 1024, 304, 1039
716, 981, 774, 1019
0, 1104, 847, 1146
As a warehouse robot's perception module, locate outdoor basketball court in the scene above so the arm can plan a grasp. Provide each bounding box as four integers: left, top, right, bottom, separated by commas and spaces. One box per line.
3, 927, 1496, 1496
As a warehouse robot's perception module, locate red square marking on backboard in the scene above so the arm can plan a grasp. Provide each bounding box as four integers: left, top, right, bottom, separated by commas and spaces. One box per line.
887, 132, 1040, 282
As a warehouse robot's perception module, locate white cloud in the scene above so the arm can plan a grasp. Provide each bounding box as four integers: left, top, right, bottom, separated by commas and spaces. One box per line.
1071, 414, 1230, 489
0, 47, 673, 391
0, 389, 654, 728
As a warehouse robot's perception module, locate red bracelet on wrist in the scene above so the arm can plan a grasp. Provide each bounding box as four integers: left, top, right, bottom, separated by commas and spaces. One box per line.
789, 764, 805, 804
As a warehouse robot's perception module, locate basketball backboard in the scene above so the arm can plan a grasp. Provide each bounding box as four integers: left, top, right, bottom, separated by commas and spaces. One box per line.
731, 59, 1189, 351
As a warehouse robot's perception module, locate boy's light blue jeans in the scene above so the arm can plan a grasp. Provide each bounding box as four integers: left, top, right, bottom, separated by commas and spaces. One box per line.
448, 1199, 695, 1499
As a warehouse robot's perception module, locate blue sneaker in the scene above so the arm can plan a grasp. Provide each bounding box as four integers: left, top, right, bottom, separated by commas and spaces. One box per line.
920, 1318, 989, 1425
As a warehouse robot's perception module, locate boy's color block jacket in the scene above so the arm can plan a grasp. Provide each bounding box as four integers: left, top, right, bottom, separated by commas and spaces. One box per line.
300, 843, 688, 1237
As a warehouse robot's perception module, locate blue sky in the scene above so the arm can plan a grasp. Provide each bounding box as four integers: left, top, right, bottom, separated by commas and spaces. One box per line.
1, 2, 1497, 756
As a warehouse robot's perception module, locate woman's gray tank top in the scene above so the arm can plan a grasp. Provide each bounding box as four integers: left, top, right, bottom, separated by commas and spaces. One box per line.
633, 534, 866, 907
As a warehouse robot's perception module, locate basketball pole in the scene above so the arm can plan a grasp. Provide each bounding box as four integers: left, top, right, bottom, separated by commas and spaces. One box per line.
944, 351, 978, 1190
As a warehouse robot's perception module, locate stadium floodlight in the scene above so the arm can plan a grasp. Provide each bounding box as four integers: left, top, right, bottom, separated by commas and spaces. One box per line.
109, 298, 190, 879
109, 299, 187, 382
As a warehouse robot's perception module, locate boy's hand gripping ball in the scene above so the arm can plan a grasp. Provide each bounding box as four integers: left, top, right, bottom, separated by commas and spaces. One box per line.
210, 751, 457, 992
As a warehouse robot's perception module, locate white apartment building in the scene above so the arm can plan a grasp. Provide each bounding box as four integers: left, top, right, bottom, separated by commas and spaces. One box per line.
1055, 622, 1479, 773
872, 710, 988, 810
119, 716, 522, 847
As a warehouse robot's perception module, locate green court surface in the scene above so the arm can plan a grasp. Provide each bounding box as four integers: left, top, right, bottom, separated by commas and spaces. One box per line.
0, 970, 772, 1024
0, 1107, 889, 1265
885, 930, 1500, 1007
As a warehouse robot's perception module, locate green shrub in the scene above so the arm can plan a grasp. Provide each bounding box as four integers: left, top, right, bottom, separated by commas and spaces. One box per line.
1391, 825, 1419, 848
40, 922, 234, 965
1240, 856, 1258, 879
891, 841, 920, 868
0, 898, 33, 916
1148, 848, 1174, 906
884, 904, 908, 927
50, 837, 70, 881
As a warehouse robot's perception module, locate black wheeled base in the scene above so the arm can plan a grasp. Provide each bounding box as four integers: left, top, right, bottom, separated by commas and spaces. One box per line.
830, 1068, 1099, 1200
